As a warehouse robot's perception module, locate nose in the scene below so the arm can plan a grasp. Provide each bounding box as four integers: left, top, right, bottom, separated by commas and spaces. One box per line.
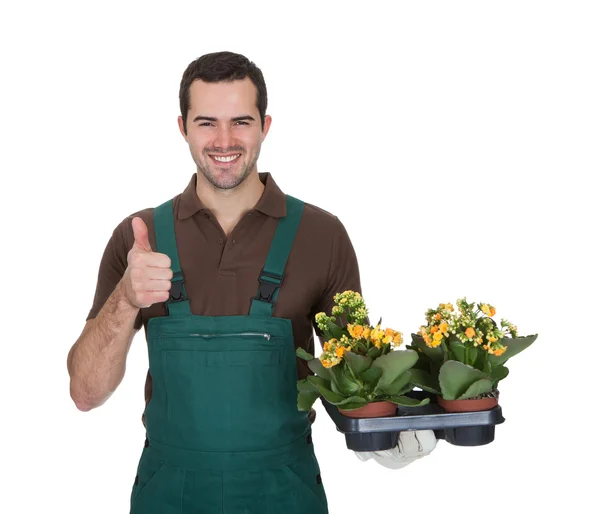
212, 124, 234, 152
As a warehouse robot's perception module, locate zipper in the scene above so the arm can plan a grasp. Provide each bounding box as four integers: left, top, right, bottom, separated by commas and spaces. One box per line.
160, 332, 272, 340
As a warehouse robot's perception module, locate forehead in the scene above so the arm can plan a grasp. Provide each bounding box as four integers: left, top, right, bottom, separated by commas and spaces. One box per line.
188, 78, 258, 116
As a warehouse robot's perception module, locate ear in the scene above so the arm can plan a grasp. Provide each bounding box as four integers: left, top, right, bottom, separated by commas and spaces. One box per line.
177, 115, 187, 140
261, 114, 273, 140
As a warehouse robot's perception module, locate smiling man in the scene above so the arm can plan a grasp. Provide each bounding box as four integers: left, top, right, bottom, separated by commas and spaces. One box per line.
67, 51, 435, 514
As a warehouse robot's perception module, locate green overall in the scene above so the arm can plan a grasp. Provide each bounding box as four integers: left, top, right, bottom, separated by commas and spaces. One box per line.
129, 195, 329, 514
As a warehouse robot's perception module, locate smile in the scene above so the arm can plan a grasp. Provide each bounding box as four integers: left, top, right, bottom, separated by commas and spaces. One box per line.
210, 154, 241, 163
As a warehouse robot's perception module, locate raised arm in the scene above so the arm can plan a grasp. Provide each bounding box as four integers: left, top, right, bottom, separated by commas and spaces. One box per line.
67, 217, 172, 411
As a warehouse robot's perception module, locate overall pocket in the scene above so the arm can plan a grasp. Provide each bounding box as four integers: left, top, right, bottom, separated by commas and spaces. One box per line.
130, 449, 166, 507
283, 451, 328, 513
160, 332, 283, 449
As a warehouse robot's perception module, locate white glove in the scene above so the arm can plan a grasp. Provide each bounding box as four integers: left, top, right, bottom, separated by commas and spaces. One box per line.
354, 430, 437, 469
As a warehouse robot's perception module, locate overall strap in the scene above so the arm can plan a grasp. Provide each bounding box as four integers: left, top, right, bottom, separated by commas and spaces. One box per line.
153, 199, 192, 317
249, 195, 305, 317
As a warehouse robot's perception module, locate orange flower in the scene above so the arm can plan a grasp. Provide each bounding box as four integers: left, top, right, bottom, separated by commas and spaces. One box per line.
435, 313, 441, 320
465, 327, 476, 339
352, 325, 364, 338
490, 307, 497, 316
335, 346, 346, 358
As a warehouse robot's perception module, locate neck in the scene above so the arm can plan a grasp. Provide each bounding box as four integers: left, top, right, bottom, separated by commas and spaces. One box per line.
195, 170, 265, 221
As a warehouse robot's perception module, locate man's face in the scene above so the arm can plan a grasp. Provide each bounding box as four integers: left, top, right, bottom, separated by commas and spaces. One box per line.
178, 77, 271, 190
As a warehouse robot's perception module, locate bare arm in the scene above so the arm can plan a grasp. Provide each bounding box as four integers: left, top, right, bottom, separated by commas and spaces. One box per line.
67, 279, 140, 411
67, 216, 172, 411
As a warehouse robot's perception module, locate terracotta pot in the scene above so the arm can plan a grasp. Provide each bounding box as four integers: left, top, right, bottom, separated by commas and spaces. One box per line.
437, 394, 498, 413
338, 400, 397, 418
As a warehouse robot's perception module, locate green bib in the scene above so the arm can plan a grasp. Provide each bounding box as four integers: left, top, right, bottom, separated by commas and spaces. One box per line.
129, 195, 329, 514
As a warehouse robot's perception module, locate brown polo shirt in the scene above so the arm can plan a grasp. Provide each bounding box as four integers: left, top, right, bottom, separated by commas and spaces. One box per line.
86, 171, 364, 425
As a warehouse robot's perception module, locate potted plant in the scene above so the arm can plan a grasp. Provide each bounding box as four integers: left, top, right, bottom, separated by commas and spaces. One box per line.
296, 290, 429, 418
407, 298, 538, 412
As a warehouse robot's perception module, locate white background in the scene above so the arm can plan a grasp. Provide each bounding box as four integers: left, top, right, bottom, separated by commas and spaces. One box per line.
1, 1, 598, 513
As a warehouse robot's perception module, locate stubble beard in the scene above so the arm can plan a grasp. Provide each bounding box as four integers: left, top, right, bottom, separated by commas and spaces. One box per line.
194, 146, 261, 191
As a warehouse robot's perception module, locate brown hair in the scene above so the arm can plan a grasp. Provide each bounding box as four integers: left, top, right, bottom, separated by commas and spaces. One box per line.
179, 51, 268, 134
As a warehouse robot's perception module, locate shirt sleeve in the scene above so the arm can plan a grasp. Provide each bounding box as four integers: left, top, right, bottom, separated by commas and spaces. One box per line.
85, 217, 143, 331
310, 216, 369, 348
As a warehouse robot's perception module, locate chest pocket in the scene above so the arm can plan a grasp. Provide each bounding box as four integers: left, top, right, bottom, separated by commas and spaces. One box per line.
159, 333, 283, 451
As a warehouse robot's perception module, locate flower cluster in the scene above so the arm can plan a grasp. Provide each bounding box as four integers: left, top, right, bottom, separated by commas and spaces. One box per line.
315, 290, 402, 368
419, 298, 519, 357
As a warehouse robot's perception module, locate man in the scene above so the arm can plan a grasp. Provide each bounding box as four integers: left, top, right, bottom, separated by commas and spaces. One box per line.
67, 51, 435, 514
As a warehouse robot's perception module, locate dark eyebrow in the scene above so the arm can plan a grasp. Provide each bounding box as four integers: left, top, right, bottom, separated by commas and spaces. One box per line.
231, 115, 255, 122
192, 115, 256, 123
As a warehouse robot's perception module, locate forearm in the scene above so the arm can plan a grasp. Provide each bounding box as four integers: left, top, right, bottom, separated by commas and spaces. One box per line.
68, 279, 139, 411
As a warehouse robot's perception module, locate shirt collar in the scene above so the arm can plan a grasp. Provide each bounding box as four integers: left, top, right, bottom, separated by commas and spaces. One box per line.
177, 172, 287, 220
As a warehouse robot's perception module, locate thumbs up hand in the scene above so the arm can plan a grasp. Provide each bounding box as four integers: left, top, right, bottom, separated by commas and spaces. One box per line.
122, 217, 173, 309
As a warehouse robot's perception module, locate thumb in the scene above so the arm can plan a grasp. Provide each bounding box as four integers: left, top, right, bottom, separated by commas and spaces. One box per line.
131, 217, 152, 252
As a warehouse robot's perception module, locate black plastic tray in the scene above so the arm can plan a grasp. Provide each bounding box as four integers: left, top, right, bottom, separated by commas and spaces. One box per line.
321, 391, 505, 451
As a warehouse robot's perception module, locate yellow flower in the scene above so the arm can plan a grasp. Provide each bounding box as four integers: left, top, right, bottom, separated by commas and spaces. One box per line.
393, 333, 403, 344
429, 338, 442, 348
383, 335, 393, 344
433, 331, 443, 342
362, 327, 371, 339
323, 342, 331, 352
493, 347, 506, 357
481, 304, 492, 316
465, 327, 476, 339
487, 334, 498, 343
439, 322, 449, 338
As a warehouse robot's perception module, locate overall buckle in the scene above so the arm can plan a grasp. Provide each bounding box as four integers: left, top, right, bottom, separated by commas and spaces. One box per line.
169, 272, 187, 302
255, 268, 284, 304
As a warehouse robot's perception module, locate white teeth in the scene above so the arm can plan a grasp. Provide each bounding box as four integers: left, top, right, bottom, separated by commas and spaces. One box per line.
213, 154, 240, 162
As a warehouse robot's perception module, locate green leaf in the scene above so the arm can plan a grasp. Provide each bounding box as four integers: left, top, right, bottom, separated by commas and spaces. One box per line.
297, 390, 320, 411
296, 347, 315, 361
468, 346, 481, 368
490, 364, 509, 382
409, 333, 445, 362
372, 349, 419, 391
367, 346, 382, 359
329, 364, 361, 395
325, 320, 343, 339
307, 358, 330, 380
409, 368, 442, 395
336, 396, 369, 407
457, 378, 494, 400
378, 371, 412, 396
449, 340, 466, 363
338, 400, 371, 411
358, 367, 382, 393
343, 351, 372, 375
488, 335, 538, 366
306, 375, 346, 404
297, 378, 315, 393
439, 360, 492, 400
385, 395, 430, 406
